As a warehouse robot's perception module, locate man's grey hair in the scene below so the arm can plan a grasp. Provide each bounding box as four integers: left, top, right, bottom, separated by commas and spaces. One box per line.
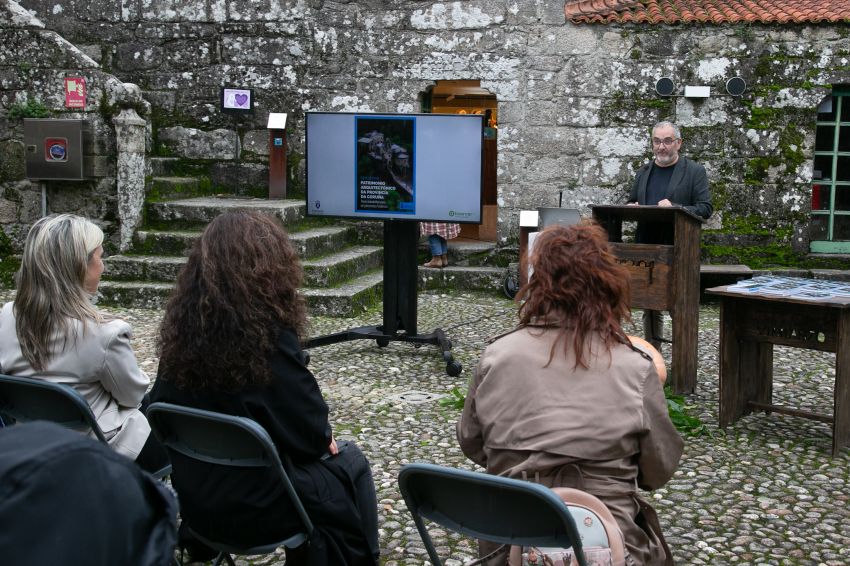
652, 121, 681, 140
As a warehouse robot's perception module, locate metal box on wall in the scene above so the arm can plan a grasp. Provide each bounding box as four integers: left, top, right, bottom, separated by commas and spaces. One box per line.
24, 118, 93, 180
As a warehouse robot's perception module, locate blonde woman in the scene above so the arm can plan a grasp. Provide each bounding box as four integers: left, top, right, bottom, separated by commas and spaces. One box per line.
0, 214, 167, 472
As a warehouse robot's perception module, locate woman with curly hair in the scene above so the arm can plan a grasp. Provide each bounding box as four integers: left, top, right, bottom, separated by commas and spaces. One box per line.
150, 210, 379, 565
457, 222, 683, 566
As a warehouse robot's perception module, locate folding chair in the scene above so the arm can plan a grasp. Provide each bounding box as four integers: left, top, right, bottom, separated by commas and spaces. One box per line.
398, 463, 597, 566
146, 402, 314, 566
0, 373, 171, 480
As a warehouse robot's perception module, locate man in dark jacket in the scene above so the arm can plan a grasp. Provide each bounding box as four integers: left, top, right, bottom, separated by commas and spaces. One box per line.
628, 121, 712, 348
0, 421, 178, 566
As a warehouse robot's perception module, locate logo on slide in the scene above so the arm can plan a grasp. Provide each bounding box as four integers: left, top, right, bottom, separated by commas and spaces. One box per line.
449, 210, 473, 218
314, 200, 321, 210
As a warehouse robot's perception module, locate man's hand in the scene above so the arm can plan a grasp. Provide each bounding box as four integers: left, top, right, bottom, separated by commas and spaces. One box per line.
657, 199, 673, 207
328, 437, 339, 455
627, 201, 639, 206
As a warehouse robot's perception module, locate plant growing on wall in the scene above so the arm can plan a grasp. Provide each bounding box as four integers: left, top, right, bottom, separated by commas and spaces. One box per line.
7, 98, 50, 120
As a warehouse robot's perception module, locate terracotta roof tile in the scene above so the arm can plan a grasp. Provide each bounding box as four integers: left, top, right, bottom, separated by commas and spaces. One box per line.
565, 0, 850, 25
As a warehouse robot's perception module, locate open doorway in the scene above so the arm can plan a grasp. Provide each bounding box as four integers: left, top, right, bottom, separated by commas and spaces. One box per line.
421, 80, 498, 241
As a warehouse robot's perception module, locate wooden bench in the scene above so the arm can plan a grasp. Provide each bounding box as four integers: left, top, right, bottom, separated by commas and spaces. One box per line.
700, 264, 753, 291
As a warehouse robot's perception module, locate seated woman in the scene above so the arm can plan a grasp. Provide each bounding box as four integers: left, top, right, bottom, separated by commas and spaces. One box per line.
0, 214, 168, 473
150, 210, 379, 566
457, 222, 683, 566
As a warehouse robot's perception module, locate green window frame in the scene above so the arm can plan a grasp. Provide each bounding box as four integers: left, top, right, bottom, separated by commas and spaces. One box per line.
810, 88, 850, 253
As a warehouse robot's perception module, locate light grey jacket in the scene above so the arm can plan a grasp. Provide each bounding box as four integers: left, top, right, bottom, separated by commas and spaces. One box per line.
458, 326, 684, 565
0, 302, 151, 459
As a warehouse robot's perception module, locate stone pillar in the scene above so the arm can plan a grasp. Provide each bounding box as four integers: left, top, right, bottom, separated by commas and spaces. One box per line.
113, 108, 147, 252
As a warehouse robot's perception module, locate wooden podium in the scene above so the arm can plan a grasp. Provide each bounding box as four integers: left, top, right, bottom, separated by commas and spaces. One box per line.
591, 205, 705, 393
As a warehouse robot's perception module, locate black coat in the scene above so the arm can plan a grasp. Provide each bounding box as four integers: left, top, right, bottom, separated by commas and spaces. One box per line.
629, 155, 712, 244
149, 328, 376, 565
0, 421, 178, 566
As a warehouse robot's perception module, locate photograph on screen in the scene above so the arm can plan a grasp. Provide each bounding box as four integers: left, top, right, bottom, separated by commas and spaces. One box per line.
220, 87, 254, 113
355, 116, 415, 214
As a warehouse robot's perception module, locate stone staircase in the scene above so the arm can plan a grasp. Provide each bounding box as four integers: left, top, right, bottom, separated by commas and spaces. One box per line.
97, 158, 510, 315
99, 196, 385, 316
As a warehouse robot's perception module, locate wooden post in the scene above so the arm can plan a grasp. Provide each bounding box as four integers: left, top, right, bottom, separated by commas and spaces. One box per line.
267, 113, 288, 199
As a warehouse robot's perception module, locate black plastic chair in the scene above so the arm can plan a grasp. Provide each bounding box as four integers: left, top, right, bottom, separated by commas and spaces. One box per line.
146, 402, 315, 566
0, 373, 171, 480
398, 463, 591, 566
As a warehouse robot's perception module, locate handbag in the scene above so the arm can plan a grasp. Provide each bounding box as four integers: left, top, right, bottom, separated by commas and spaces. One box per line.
508, 488, 633, 566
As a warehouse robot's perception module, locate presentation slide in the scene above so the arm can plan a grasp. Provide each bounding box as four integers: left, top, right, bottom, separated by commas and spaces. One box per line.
306, 112, 483, 223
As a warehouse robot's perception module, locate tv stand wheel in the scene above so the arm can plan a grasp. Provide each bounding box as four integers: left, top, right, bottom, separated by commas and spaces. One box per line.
376, 337, 390, 347
446, 360, 462, 377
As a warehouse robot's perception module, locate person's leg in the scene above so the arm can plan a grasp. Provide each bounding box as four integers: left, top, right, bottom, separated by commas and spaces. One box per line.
325, 442, 380, 562
136, 394, 170, 474
643, 309, 663, 350
134, 429, 170, 474
424, 235, 444, 268
439, 236, 449, 266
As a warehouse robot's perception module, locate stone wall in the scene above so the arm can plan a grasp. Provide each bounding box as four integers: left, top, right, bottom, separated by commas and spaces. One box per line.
11, 0, 850, 262
0, 0, 147, 258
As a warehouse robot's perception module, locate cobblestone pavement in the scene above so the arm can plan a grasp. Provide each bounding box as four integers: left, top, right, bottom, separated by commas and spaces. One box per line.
3, 289, 848, 565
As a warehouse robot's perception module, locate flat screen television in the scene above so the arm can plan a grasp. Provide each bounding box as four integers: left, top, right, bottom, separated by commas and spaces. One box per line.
305, 112, 483, 223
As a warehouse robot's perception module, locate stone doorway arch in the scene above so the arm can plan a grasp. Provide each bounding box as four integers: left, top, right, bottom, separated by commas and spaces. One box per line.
421, 80, 498, 241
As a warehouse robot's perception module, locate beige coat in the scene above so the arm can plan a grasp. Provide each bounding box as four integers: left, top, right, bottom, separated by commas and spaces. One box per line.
0, 302, 151, 459
457, 326, 684, 565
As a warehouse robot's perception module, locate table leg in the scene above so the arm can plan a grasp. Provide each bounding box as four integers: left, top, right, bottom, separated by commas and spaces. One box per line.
740, 340, 773, 413
833, 311, 850, 455
719, 299, 741, 427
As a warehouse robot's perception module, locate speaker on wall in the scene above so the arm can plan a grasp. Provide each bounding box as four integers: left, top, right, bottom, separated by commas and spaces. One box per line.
726, 77, 746, 96
655, 77, 675, 96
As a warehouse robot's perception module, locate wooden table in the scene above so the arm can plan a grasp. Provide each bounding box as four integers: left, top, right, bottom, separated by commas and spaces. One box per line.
706, 285, 850, 455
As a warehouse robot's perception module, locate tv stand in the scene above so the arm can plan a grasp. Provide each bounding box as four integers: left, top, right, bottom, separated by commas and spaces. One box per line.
303, 220, 462, 377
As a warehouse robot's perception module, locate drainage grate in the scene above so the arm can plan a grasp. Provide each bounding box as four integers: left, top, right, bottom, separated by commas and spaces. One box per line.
390, 390, 443, 404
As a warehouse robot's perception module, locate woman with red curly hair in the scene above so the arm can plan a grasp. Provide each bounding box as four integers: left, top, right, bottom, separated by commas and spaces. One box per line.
457, 222, 683, 566
150, 211, 379, 565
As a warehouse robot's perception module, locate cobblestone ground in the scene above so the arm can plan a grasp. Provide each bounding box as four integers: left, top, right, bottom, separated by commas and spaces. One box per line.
4, 289, 848, 565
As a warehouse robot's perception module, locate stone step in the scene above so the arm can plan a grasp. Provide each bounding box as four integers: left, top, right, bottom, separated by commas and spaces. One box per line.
301, 270, 384, 317
132, 229, 202, 256
132, 224, 360, 258
97, 272, 384, 316
146, 196, 305, 227
303, 245, 383, 287
150, 157, 181, 177
96, 280, 173, 309
418, 265, 506, 293
104, 255, 186, 282
147, 176, 205, 200
289, 225, 357, 257
419, 238, 512, 267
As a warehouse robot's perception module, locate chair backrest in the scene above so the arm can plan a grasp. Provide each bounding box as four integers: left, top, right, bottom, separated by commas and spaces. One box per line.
0, 373, 107, 443
146, 402, 314, 545
398, 463, 590, 566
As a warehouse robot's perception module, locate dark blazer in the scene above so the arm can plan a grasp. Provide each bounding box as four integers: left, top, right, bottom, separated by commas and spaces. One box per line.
150, 328, 377, 565
629, 155, 713, 219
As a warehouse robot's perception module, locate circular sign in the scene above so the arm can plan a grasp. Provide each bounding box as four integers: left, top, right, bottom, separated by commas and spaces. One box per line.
48, 143, 67, 161
655, 77, 675, 96
726, 77, 747, 96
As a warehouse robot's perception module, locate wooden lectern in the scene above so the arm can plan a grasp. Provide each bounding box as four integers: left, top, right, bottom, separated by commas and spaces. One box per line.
591, 205, 704, 393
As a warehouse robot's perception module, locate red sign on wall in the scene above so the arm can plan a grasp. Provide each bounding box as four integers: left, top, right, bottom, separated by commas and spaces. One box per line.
64, 77, 86, 109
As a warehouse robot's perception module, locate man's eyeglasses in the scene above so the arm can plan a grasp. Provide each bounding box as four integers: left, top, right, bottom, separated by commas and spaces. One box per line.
652, 137, 679, 146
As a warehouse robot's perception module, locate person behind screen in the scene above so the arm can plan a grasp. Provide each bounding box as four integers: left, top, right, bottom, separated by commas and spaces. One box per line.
151, 210, 379, 565
421, 221, 460, 268
457, 222, 683, 565
0, 214, 169, 474
627, 120, 712, 350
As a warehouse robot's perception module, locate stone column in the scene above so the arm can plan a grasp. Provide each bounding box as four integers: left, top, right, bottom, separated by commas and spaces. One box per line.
113, 108, 147, 252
